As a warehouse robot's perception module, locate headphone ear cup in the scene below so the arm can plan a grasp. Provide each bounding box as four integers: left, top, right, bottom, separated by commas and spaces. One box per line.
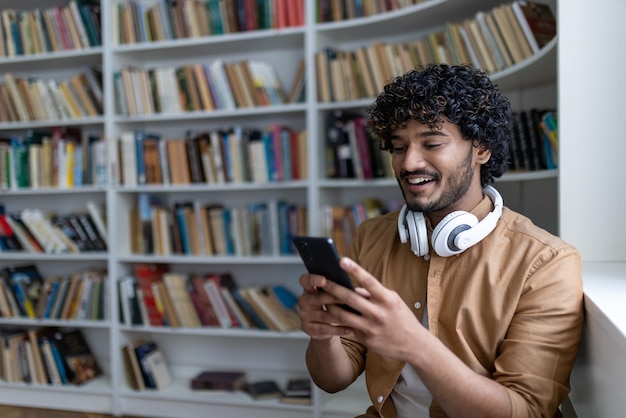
398, 205, 409, 244
406, 210, 428, 257
431, 211, 479, 257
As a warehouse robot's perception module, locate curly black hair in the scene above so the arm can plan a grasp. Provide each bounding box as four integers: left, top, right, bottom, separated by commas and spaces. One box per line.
366, 64, 512, 186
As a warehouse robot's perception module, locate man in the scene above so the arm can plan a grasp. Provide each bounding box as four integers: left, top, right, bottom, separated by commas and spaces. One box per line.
297, 64, 583, 418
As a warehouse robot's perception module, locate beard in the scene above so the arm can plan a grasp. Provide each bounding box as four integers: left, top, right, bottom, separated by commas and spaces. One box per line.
401, 147, 475, 213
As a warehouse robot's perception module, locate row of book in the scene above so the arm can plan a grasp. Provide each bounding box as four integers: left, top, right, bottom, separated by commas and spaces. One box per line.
316, 1, 556, 102
115, 0, 305, 45
0, 202, 107, 254
0, 128, 107, 190
0, 1, 101, 58
119, 264, 302, 332
131, 195, 306, 257
113, 125, 306, 188
0, 66, 103, 123
124, 339, 312, 400
113, 58, 304, 117
322, 198, 401, 256
122, 339, 173, 391
0, 264, 107, 321
326, 110, 394, 180
317, 0, 428, 23
509, 109, 558, 171
0, 327, 101, 386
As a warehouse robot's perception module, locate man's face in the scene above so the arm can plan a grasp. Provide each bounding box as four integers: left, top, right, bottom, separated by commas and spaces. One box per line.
390, 118, 490, 223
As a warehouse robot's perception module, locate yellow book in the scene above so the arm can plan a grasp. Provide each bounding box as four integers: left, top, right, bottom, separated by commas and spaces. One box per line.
65, 140, 75, 187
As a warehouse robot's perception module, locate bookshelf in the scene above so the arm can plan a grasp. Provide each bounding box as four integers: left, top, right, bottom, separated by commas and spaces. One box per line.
0, 0, 558, 417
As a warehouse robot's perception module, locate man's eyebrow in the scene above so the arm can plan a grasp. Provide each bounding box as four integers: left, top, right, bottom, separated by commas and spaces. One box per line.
390, 130, 448, 140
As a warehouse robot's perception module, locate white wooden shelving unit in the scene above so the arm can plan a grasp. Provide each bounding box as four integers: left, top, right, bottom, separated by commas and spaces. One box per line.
0, 0, 557, 416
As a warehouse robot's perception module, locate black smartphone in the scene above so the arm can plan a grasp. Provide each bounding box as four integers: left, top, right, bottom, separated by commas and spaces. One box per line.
293, 236, 354, 289
293, 236, 361, 314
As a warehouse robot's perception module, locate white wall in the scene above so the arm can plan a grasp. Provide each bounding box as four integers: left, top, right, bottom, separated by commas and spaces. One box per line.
560, 3, 626, 417
559, 0, 626, 262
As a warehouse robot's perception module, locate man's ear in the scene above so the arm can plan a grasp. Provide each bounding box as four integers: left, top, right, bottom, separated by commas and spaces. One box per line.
475, 147, 492, 164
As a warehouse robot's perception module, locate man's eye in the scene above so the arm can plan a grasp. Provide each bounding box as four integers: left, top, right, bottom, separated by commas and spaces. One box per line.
424, 143, 442, 149
391, 145, 407, 154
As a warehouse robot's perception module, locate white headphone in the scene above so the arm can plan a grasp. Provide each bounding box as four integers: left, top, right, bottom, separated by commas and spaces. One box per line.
398, 185, 503, 257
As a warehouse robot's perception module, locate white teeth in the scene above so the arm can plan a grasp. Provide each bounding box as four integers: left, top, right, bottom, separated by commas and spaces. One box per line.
408, 178, 430, 185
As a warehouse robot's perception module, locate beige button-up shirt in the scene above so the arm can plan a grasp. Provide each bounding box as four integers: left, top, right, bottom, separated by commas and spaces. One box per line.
342, 195, 584, 418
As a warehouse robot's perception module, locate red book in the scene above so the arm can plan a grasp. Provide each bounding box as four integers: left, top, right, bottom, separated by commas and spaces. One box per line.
189, 275, 220, 327
133, 263, 169, 326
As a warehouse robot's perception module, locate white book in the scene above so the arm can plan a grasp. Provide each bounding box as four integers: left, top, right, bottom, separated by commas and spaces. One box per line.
68, 0, 90, 48
20, 208, 67, 254
202, 278, 232, 328
475, 11, 506, 72
209, 60, 236, 110
144, 348, 173, 390
120, 132, 137, 186
47, 79, 73, 120
86, 200, 107, 246
209, 131, 225, 184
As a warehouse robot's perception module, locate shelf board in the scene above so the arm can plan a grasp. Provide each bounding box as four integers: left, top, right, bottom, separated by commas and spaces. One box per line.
0, 317, 111, 328
492, 37, 558, 91
114, 181, 307, 193
0, 185, 106, 195
0, 47, 103, 73
0, 252, 108, 261
117, 254, 302, 265
0, 116, 105, 131
113, 103, 307, 124
119, 325, 307, 339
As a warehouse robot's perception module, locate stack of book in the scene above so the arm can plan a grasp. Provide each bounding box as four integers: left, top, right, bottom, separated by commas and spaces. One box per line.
118, 266, 302, 332
0, 264, 107, 321
0, 1, 101, 58
0, 128, 107, 190
315, 1, 557, 102
129, 195, 305, 257
508, 109, 558, 172
0, 201, 107, 254
113, 58, 303, 117
317, 0, 428, 23
121, 339, 172, 391
0, 67, 103, 123
0, 327, 102, 386
112, 125, 307, 188
114, 0, 305, 44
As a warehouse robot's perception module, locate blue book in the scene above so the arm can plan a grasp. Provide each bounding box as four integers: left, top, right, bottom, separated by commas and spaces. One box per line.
175, 205, 190, 254
270, 285, 298, 310
232, 289, 268, 329
42, 280, 60, 319
135, 131, 147, 185
134, 341, 158, 389
49, 338, 68, 384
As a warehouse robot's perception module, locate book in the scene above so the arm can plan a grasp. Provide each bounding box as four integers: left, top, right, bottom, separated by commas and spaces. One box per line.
245, 379, 283, 400
280, 377, 312, 405
511, 1, 556, 54
143, 343, 173, 390
133, 263, 169, 326
190, 370, 247, 391
122, 342, 145, 390
133, 340, 159, 389
2, 264, 44, 318
52, 329, 102, 385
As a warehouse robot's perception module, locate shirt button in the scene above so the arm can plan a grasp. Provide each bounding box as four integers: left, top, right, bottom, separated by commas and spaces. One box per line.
414, 301, 422, 310
377, 395, 383, 403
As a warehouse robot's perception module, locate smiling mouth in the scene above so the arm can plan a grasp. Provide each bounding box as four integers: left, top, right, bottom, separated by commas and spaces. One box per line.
407, 177, 434, 185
